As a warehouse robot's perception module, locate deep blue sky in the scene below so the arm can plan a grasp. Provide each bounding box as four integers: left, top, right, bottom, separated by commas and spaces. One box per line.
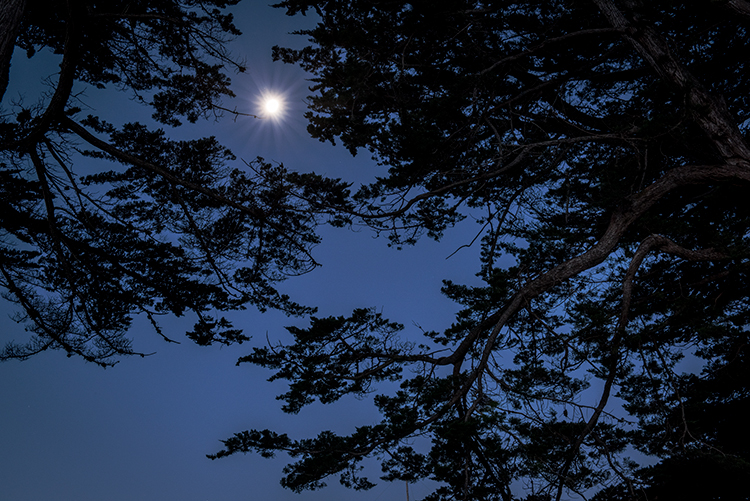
0, 3, 487, 500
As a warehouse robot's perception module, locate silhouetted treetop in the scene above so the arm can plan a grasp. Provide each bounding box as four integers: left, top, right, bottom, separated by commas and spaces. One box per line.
211, 1, 750, 499
0, 0, 348, 365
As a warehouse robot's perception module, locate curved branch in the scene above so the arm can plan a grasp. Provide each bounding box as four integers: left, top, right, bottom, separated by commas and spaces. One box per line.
593, 0, 750, 162
24, 0, 81, 148
397, 163, 750, 434
448, 162, 750, 439
0, 261, 137, 366
351, 150, 527, 221
61, 118, 262, 217
0, 0, 27, 101
720, 0, 750, 19
61, 116, 319, 267
619, 234, 729, 328
478, 28, 622, 76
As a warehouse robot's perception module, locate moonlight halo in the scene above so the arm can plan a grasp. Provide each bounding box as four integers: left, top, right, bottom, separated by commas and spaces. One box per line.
264, 98, 280, 114
257, 90, 286, 121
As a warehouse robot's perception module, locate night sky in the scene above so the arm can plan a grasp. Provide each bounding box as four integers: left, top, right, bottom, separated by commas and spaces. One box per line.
0, 3, 488, 500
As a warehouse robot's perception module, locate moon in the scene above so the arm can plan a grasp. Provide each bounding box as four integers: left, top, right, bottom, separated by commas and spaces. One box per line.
258, 92, 285, 120
264, 98, 281, 115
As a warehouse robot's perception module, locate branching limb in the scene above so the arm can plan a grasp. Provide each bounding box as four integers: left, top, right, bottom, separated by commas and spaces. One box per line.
620, 234, 729, 328
720, 0, 750, 19
593, 0, 750, 162
0, 261, 138, 366
23, 1, 81, 149
479, 28, 623, 76
352, 150, 529, 220
0, 0, 27, 101
62, 116, 320, 267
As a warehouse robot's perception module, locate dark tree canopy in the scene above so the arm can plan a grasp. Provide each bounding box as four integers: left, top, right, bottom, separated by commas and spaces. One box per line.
4, 0, 750, 499
208, 1, 750, 500
0, 0, 348, 365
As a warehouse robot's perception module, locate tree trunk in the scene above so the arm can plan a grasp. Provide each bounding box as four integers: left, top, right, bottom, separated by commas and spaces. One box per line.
0, 0, 27, 102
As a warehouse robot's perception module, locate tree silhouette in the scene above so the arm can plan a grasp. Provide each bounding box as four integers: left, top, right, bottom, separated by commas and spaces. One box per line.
3, 0, 749, 498
209, 1, 750, 499
0, 0, 347, 366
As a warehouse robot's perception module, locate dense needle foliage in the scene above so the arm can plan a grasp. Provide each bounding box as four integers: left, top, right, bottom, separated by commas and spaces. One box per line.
209, 1, 750, 500
0, 0, 347, 365
3, 0, 749, 498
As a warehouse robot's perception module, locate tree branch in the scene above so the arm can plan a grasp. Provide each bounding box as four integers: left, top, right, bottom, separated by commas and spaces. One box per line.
61, 116, 319, 266
449, 162, 749, 450
592, 0, 750, 162
720, 0, 750, 19
478, 28, 622, 76
620, 234, 729, 328
0, 0, 26, 101
23, 0, 81, 149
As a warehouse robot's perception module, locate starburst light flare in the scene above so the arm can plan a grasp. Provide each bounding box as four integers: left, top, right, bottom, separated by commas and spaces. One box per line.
257, 90, 287, 122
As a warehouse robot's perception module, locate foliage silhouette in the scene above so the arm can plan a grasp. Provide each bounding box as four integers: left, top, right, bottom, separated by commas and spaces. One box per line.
0, 0, 348, 366
209, 1, 750, 500
3, 0, 750, 498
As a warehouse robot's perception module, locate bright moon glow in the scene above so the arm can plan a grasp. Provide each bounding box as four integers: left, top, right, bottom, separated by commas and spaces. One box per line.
258, 91, 286, 121
264, 98, 280, 115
